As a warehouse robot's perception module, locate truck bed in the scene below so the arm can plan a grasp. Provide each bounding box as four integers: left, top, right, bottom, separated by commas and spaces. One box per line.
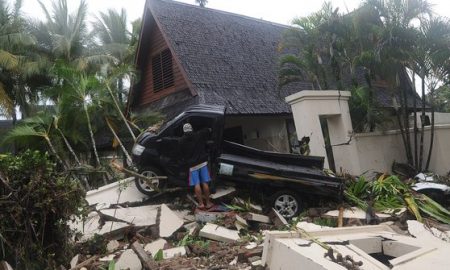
218, 141, 343, 199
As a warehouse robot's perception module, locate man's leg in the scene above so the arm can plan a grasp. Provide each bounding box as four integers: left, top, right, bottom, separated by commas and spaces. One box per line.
190, 169, 204, 208
194, 184, 204, 208
199, 165, 213, 208
201, 182, 213, 208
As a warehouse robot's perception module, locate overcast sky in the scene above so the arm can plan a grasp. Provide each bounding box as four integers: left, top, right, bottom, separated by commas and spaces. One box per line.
20, 0, 450, 26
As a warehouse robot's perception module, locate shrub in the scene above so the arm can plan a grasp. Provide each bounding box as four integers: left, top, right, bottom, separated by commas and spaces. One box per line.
0, 150, 86, 269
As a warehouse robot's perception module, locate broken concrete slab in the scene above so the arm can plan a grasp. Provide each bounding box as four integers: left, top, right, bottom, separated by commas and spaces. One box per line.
210, 186, 236, 199
268, 208, 288, 227
162, 246, 187, 259
235, 215, 248, 227
262, 225, 450, 270
0, 261, 13, 270
86, 177, 148, 206
115, 249, 142, 270
144, 239, 167, 256
199, 223, 240, 243
246, 213, 271, 224
99, 254, 115, 262
159, 204, 184, 237
195, 210, 228, 223
173, 209, 195, 223
324, 206, 391, 220
407, 220, 450, 243
296, 221, 331, 231
69, 254, 79, 269
107, 240, 120, 253
70, 205, 159, 241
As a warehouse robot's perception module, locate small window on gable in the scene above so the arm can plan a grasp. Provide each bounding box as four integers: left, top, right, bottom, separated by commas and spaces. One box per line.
152, 48, 174, 92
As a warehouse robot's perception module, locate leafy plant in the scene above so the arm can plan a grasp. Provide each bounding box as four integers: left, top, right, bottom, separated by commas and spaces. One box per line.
345, 174, 450, 224
0, 150, 87, 268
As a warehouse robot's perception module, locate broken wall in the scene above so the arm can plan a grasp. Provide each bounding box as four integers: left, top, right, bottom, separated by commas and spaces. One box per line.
224, 116, 291, 153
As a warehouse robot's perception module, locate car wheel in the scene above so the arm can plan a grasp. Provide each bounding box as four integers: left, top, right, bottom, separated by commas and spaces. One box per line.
135, 166, 165, 196
271, 190, 302, 219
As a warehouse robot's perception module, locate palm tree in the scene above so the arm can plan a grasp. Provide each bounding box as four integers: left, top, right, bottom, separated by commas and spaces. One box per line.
195, 0, 208, 8
2, 114, 67, 168
0, 0, 42, 122
92, 9, 138, 141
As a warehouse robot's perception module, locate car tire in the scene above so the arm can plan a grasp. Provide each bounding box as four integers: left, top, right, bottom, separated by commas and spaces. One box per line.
135, 166, 166, 196
271, 190, 303, 219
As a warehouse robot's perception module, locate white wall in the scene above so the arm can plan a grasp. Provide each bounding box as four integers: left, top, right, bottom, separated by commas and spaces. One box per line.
224, 116, 290, 153
354, 125, 450, 175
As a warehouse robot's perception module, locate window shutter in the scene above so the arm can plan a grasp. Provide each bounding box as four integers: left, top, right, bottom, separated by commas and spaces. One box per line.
152, 49, 174, 92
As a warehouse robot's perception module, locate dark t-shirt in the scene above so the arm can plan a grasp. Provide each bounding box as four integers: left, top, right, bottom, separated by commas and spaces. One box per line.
179, 129, 210, 167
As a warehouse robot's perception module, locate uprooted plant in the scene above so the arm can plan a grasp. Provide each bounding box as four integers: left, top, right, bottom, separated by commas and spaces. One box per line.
0, 150, 87, 269
344, 174, 450, 224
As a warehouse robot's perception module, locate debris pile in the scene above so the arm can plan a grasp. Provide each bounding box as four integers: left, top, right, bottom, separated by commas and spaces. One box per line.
50, 173, 450, 270
64, 182, 284, 270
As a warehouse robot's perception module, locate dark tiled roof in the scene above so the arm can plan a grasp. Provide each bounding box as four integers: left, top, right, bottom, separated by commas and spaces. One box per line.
137, 0, 420, 116
147, 0, 313, 115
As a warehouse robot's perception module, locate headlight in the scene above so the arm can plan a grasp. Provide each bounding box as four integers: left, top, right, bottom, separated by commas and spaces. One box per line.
132, 144, 145, 156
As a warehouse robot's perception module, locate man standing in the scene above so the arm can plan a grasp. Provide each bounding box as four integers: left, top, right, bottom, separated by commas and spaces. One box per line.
180, 123, 214, 209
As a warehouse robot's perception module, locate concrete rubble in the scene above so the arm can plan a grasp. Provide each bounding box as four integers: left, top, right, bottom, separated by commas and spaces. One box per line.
144, 239, 167, 256
262, 224, 450, 270
0, 261, 14, 270
199, 223, 240, 243
325, 206, 391, 220
63, 179, 450, 270
115, 249, 142, 270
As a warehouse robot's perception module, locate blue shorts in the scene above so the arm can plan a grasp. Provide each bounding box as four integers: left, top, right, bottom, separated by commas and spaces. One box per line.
189, 164, 211, 186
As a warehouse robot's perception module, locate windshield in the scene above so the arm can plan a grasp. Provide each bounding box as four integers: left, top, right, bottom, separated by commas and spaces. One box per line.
155, 112, 185, 134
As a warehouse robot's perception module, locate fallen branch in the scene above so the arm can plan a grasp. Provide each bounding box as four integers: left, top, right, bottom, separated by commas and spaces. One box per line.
131, 241, 158, 269
69, 255, 99, 270
110, 161, 167, 192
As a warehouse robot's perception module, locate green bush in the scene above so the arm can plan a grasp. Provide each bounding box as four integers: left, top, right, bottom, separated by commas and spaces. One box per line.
0, 150, 87, 269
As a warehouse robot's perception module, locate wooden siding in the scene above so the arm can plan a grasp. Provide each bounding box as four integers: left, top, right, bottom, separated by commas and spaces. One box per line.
138, 22, 189, 107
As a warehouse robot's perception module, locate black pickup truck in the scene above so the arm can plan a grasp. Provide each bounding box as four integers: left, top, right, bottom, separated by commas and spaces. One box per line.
131, 105, 343, 218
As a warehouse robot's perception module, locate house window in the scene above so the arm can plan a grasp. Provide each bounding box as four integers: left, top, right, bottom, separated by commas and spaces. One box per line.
152, 48, 174, 92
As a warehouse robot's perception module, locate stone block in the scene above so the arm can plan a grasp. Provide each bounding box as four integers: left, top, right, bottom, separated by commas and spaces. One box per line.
199, 223, 240, 243
159, 204, 184, 237
144, 239, 167, 256
162, 246, 187, 259
115, 249, 142, 270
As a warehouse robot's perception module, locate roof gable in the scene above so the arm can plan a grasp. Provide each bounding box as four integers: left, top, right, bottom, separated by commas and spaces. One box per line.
136, 0, 313, 115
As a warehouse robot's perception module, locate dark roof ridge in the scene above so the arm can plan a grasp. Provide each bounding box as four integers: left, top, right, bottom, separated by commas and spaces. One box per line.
156, 0, 291, 29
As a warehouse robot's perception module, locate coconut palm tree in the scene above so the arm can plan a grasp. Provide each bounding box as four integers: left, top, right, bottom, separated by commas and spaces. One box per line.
92, 9, 138, 141
0, 0, 42, 122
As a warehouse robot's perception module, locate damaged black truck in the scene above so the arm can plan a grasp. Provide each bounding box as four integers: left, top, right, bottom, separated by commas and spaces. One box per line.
131, 105, 344, 218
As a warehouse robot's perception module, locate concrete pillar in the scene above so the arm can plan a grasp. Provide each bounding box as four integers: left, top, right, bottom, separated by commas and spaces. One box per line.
285, 90, 360, 173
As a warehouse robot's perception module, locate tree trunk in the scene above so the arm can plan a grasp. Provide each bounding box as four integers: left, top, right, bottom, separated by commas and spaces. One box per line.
83, 104, 101, 166
57, 128, 81, 165
412, 72, 418, 170
56, 127, 91, 189
44, 136, 67, 170
418, 76, 426, 170
105, 117, 133, 165
400, 80, 413, 166
106, 83, 136, 141
425, 90, 435, 171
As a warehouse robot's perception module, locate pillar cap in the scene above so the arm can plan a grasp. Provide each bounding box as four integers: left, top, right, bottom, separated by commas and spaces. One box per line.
286, 90, 351, 105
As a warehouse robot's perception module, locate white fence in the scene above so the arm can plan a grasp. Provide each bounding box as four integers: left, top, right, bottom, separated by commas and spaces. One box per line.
353, 124, 450, 175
